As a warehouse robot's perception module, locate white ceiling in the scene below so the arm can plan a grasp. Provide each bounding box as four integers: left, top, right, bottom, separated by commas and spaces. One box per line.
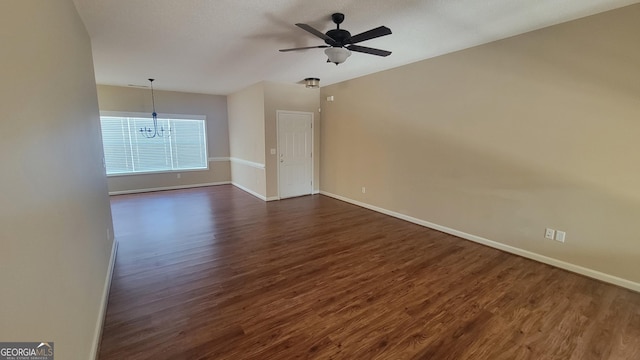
73, 0, 638, 95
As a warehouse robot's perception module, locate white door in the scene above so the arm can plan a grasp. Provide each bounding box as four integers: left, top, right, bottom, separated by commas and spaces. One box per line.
278, 111, 313, 199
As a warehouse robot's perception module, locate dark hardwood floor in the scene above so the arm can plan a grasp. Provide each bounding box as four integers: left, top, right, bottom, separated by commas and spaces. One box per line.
98, 185, 640, 359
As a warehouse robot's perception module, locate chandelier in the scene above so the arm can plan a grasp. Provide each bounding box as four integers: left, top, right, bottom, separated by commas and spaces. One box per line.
139, 78, 170, 138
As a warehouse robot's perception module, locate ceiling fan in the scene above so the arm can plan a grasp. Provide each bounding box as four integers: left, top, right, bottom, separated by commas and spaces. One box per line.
279, 13, 392, 65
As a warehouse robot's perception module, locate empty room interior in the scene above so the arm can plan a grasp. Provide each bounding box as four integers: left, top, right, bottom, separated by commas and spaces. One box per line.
2, 1, 640, 359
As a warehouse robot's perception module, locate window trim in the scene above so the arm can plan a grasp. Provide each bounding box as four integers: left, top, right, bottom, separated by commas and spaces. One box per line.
100, 111, 209, 177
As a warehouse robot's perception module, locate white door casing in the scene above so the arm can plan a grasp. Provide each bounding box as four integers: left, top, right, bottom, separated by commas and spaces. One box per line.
277, 110, 313, 199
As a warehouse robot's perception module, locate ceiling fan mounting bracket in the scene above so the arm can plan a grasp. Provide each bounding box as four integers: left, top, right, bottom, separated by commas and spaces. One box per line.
331, 13, 345, 27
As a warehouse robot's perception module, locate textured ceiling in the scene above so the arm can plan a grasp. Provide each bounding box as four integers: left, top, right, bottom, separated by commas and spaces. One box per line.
73, 0, 638, 95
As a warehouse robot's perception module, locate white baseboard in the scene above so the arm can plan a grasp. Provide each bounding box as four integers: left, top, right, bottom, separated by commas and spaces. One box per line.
320, 191, 640, 293
109, 181, 231, 195
232, 182, 268, 201
91, 239, 118, 359
231, 183, 279, 202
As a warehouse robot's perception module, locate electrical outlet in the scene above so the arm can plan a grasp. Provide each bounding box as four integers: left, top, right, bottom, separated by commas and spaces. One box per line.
361, 187, 366, 194
177, 173, 181, 179
555, 230, 566, 243
545, 228, 555, 240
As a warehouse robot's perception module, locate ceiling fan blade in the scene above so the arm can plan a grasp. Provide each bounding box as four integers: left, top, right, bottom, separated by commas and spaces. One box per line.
347, 44, 391, 57
349, 26, 392, 44
295, 23, 337, 46
279, 45, 330, 52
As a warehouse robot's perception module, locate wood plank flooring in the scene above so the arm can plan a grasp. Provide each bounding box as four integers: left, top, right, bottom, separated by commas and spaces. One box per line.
98, 185, 640, 359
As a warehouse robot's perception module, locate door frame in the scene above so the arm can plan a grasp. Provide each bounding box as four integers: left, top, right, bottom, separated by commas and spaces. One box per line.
276, 110, 314, 200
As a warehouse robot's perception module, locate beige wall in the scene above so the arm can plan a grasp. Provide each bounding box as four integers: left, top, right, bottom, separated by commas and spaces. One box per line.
96, 85, 230, 193
0, 1, 114, 359
320, 5, 640, 285
263, 82, 321, 197
227, 82, 267, 196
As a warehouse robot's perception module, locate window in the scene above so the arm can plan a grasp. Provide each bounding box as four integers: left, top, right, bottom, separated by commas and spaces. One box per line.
99, 112, 208, 176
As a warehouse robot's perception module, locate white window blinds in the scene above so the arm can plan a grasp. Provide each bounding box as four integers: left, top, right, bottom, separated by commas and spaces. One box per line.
100, 114, 208, 176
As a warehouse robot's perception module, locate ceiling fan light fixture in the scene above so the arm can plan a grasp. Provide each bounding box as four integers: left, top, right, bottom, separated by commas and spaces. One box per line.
304, 78, 320, 88
325, 47, 351, 65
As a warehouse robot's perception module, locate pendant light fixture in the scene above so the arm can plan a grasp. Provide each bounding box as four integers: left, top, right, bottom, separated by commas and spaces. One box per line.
139, 78, 170, 138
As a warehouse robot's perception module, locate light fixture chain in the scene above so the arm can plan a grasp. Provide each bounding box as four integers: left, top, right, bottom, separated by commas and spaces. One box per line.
149, 78, 156, 118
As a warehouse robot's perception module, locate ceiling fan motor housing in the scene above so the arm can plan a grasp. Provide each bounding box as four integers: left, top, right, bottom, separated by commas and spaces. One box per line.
325, 29, 351, 46
325, 13, 349, 46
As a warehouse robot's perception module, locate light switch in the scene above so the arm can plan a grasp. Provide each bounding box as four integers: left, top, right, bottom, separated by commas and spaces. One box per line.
270, 148, 276, 155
